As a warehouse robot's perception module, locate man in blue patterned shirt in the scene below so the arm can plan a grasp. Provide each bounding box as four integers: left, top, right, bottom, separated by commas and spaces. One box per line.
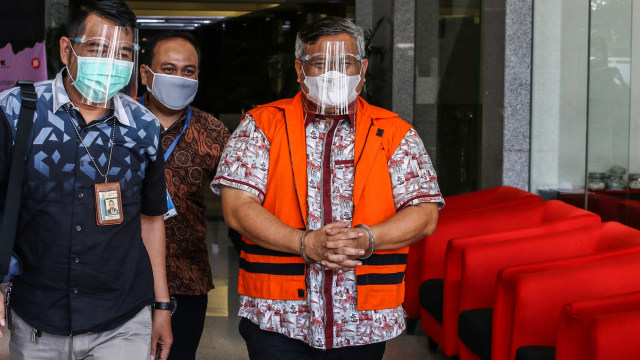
0, 1, 172, 359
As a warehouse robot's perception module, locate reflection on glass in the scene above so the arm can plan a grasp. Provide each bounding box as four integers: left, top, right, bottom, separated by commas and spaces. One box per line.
414, 0, 482, 196
587, 0, 632, 191
531, 0, 640, 227
585, 0, 639, 227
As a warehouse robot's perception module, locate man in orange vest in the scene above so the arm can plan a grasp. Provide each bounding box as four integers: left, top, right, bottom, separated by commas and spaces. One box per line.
212, 16, 443, 360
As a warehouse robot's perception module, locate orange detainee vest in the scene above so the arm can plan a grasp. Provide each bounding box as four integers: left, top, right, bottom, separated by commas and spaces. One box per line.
238, 92, 413, 311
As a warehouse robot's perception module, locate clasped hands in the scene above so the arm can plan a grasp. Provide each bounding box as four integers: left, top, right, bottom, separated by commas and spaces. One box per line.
302, 222, 371, 270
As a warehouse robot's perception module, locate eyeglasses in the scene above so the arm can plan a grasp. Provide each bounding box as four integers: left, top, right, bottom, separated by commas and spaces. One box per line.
73, 37, 140, 61
300, 53, 363, 76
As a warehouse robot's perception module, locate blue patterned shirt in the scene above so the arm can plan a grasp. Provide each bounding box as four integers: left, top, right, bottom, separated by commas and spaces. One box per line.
0, 71, 167, 335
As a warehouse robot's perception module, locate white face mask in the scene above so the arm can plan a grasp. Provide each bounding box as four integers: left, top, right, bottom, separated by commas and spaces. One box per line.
146, 67, 198, 110
303, 70, 361, 112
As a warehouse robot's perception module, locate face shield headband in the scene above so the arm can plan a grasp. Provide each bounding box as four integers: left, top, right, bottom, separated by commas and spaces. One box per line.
300, 41, 363, 116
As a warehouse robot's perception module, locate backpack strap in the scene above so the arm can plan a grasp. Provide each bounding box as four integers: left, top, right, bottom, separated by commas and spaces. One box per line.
0, 81, 36, 275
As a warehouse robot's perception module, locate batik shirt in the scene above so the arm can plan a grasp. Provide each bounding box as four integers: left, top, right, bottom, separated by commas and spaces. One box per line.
212, 111, 443, 349
153, 101, 230, 296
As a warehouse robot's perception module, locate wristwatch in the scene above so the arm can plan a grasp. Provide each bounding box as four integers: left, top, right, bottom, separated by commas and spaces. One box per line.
153, 296, 177, 316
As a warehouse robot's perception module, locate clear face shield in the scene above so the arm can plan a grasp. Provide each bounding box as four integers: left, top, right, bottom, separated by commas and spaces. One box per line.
300, 41, 363, 116
68, 24, 139, 108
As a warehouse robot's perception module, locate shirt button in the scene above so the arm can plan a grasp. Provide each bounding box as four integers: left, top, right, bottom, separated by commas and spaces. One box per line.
78, 193, 84, 199
75, 226, 82, 232
73, 288, 78, 294
73, 257, 80, 263
80, 160, 85, 166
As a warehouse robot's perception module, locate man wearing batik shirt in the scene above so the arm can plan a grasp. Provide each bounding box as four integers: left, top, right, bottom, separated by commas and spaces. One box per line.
212, 16, 443, 360
140, 31, 230, 360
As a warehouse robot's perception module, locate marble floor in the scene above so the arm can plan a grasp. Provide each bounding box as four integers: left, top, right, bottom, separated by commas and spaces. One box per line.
0, 194, 448, 360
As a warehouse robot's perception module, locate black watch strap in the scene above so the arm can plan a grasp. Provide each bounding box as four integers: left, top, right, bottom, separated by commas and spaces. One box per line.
153, 296, 177, 315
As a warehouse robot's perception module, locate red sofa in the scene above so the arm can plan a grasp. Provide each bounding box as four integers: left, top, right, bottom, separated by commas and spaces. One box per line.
556, 291, 640, 360
457, 248, 640, 360
414, 200, 600, 356
439, 186, 542, 216
588, 309, 640, 360
404, 186, 542, 323
440, 222, 640, 359
557, 191, 627, 222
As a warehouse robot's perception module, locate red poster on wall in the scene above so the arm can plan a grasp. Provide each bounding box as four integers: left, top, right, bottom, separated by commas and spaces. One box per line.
0, 41, 47, 92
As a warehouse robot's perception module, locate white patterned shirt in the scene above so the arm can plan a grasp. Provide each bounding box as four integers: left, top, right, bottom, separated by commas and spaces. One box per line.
212, 112, 443, 349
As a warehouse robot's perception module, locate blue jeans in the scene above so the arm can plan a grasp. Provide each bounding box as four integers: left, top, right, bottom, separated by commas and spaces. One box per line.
239, 317, 386, 360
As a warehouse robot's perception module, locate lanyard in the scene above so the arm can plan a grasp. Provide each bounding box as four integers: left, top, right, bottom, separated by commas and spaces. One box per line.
164, 107, 191, 161
140, 94, 191, 161
64, 105, 116, 182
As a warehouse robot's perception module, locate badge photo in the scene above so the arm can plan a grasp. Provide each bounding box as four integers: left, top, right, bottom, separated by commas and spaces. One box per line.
95, 182, 124, 225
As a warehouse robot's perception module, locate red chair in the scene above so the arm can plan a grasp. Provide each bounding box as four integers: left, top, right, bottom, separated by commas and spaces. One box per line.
458, 248, 640, 360
439, 186, 542, 216
556, 291, 640, 360
404, 187, 541, 327
558, 191, 626, 222
589, 309, 640, 360
413, 200, 600, 356
449, 222, 640, 359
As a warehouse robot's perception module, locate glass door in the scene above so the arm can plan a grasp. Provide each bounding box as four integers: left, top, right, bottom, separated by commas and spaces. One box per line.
415, 0, 482, 196
586, 0, 637, 226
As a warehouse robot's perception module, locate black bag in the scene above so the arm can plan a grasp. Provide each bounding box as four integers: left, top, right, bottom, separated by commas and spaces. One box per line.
0, 81, 37, 282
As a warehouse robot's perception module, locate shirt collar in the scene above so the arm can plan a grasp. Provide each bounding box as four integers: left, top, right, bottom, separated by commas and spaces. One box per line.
52, 70, 130, 126
302, 94, 357, 127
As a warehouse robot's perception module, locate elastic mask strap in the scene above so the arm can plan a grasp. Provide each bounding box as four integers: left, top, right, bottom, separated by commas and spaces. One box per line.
67, 42, 82, 83
145, 66, 156, 93
144, 66, 165, 99
144, 66, 155, 93
70, 43, 79, 58
65, 66, 76, 83
300, 66, 312, 98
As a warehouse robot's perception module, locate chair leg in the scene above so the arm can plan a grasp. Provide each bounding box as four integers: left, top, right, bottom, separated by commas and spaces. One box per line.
427, 335, 439, 354
406, 318, 418, 335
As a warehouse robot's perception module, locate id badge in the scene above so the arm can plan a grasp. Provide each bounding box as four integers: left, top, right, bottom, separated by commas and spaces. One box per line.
164, 189, 178, 221
95, 182, 123, 226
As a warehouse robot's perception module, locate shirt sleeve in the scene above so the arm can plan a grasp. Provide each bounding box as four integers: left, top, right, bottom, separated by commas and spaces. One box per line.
140, 130, 168, 217
210, 114, 270, 201
204, 112, 231, 178
388, 128, 445, 211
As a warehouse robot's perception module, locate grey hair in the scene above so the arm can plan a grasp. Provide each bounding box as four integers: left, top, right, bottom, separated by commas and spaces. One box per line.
295, 17, 366, 59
